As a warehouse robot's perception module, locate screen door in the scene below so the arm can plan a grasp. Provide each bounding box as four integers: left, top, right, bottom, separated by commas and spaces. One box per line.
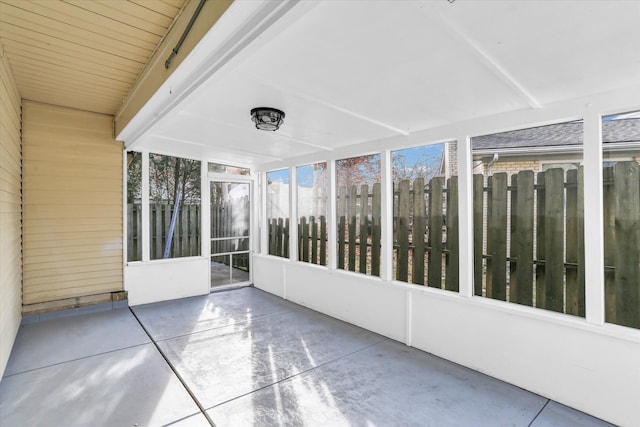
210, 181, 251, 288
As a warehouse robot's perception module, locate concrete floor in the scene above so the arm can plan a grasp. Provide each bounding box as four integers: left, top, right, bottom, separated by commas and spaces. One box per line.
1, 287, 613, 427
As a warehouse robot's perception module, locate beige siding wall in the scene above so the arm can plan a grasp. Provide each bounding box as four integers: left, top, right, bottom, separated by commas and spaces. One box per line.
22, 101, 123, 304
0, 51, 22, 377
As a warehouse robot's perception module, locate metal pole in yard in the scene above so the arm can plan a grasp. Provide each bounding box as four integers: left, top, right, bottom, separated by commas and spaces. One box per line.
164, 182, 183, 258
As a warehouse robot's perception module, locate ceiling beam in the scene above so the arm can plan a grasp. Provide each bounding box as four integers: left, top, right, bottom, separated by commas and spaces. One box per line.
116, 0, 314, 144
243, 71, 410, 137
422, 1, 541, 109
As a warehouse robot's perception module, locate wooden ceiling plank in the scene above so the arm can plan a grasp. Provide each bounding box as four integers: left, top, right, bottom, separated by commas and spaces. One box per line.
0, 26, 145, 71
1, 38, 140, 78
21, 95, 117, 116
2, 0, 161, 50
20, 93, 119, 116
62, 0, 171, 36
0, 5, 155, 59
0, 21, 148, 65
7, 49, 138, 85
12, 0, 165, 45
99, 0, 174, 25
160, 0, 188, 8
18, 83, 121, 110
0, 0, 187, 115
14, 68, 123, 94
129, 0, 185, 19
10, 57, 133, 91
15, 75, 126, 104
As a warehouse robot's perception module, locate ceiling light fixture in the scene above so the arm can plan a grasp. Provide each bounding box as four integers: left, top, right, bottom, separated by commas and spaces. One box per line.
250, 107, 285, 131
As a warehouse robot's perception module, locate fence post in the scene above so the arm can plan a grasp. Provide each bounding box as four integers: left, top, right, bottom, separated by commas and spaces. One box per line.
446, 176, 459, 291
413, 178, 426, 285
509, 173, 518, 302
371, 183, 381, 277
348, 185, 357, 271
359, 185, 369, 274
277, 218, 283, 256
428, 177, 444, 289
320, 215, 327, 266
614, 161, 640, 328
513, 171, 534, 306
535, 172, 546, 309
397, 180, 410, 282
544, 168, 565, 313
310, 216, 318, 264
338, 186, 346, 270
577, 167, 585, 316
269, 218, 275, 255
603, 165, 616, 322
284, 218, 290, 258
301, 216, 309, 262
473, 174, 484, 296
127, 204, 134, 261
486, 173, 507, 300
566, 169, 581, 315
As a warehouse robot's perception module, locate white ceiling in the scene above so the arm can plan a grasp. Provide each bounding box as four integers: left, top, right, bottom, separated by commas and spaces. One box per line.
121, 0, 640, 169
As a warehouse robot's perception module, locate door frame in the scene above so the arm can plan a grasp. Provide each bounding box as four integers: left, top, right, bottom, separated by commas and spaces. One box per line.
206, 172, 256, 291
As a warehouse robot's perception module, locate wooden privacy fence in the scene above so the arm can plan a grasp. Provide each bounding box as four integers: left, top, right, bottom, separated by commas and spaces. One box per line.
270, 176, 459, 290
268, 218, 290, 258
394, 176, 458, 290
127, 203, 200, 261
337, 183, 382, 275
475, 162, 639, 328
474, 168, 584, 314
211, 196, 250, 271
603, 162, 639, 328
298, 215, 327, 265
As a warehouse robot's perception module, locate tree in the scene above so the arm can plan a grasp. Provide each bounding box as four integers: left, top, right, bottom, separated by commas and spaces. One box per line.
391, 145, 444, 185
336, 154, 381, 190
149, 154, 201, 205
127, 152, 142, 203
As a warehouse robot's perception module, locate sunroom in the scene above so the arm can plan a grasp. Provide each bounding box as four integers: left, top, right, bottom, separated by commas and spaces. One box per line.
1, 1, 639, 426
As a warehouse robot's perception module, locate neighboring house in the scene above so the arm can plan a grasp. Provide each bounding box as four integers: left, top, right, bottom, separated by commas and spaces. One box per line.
470, 117, 640, 178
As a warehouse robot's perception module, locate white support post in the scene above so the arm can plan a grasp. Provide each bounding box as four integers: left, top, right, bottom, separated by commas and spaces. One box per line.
328, 160, 337, 270
122, 149, 128, 265
201, 161, 210, 259
381, 149, 393, 282
141, 150, 150, 262
289, 166, 298, 261
457, 137, 474, 298
583, 109, 605, 326
260, 172, 268, 255
252, 172, 261, 255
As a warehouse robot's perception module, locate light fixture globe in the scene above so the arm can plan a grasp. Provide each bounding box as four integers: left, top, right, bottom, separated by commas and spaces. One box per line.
250, 107, 285, 131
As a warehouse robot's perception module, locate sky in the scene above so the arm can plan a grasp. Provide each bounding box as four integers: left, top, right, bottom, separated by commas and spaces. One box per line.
267, 168, 289, 185
268, 143, 446, 188
392, 144, 444, 167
